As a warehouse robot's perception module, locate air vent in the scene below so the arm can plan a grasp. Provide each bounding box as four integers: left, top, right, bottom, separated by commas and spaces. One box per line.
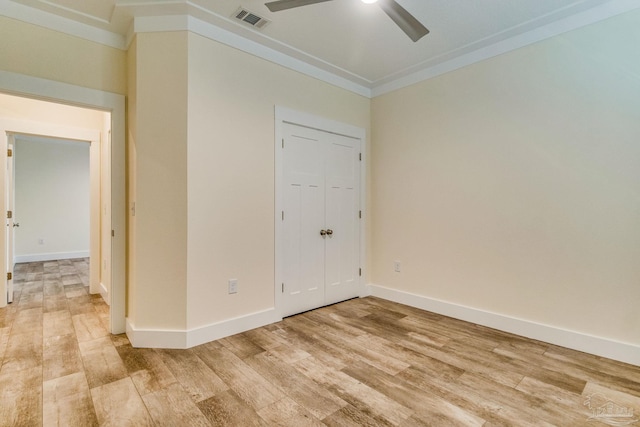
233, 7, 271, 30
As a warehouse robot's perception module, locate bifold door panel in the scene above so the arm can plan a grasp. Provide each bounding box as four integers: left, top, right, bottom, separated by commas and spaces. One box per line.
281, 123, 360, 317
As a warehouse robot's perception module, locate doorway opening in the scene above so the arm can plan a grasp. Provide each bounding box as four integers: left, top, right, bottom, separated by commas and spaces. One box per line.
2, 94, 110, 315
0, 72, 125, 334
12, 134, 103, 304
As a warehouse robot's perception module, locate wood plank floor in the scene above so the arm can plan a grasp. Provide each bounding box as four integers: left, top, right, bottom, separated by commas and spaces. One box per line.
1, 261, 639, 426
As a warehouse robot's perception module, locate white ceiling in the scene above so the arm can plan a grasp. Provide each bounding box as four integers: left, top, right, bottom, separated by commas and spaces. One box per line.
3, 0, 639, 96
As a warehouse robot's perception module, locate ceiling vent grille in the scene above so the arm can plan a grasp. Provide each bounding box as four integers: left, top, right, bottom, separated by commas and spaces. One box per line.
233, 7, 271, 30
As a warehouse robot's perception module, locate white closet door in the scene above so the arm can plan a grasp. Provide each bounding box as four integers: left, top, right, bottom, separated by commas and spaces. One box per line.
324, 132, 360, 305
281, 123, 361, 317
282, 124, 326, 316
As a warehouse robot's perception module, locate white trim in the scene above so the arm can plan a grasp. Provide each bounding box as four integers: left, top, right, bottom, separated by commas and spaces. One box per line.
274, 107, 284, 319
0, 70, 126, 334
186, 309, 280, 348
368, 284, 640, 367
100, 282, 109, 306
133, 15, 372, 98
126, 319, 187, 349
275, 106, 367, 145
371, 0, 640, 96
0, 0, 126, 50
126, 309, 280, 349
274, 106, 367, 319
359, 124, 367, 288
3, 0, 638, 98
15, 251, 89, 263
1, 119, 100, 142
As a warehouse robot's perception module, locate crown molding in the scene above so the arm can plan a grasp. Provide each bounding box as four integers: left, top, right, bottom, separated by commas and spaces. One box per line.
133, 14, 373, 98
371, 0, 640, 96
2, 0, 639, 98
0, 0, 126, 49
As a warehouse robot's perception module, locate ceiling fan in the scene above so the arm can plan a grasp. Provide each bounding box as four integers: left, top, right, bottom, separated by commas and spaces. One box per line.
264, 0, 429, 42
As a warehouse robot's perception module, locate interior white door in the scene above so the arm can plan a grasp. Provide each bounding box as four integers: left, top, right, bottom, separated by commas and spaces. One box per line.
281, 123, 360, 317
324, 132, 360, 305
5, 139, 15, 303
282, 124, 326, 316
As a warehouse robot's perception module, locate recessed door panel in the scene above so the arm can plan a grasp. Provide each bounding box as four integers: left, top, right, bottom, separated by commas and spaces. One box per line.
301, 184, 324, 294
283, 184, 302, 296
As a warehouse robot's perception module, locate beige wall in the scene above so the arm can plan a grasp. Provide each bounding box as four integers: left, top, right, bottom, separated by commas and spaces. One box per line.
100, 112, 112, 299
127, 32, 189, 330
0, 16, 126, 95
126, 39, 137, 320
127, 30, 369, 333
1, 15, 370, 335
371, 10, 640, 345
186, 32, 370, 329
0, 16, 125, 313
6, 6, 637, 352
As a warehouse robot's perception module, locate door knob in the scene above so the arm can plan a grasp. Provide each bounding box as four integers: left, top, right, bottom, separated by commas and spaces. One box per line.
326, 229, 333, 236
320, 229, 327, 236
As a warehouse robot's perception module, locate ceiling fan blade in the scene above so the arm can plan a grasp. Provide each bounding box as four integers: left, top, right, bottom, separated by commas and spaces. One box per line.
265, 0, 333, 12
378, 0, 429, 42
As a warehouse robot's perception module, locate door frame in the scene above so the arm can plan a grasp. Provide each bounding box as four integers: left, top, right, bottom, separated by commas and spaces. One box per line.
274, 106, 367, 318
5, 136, 14, 303
0, 70, 126, 334
5, 130, 101, 293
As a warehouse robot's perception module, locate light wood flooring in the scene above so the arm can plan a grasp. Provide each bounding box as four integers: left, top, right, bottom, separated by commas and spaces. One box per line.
1, 260, 640, 426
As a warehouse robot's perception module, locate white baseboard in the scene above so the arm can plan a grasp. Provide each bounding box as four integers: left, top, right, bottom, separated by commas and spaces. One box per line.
126, 308, 281, 349
15, 251, 89, 263
123, 284, 639, 366
368, 284, 640, 367
99, 282, 109, 306
126, 320, 187, 349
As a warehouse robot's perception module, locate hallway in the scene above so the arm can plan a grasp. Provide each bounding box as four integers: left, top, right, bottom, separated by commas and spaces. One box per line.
0, 259, 111, 425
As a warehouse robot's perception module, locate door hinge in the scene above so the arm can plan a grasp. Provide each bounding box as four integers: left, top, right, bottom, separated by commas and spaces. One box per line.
282, 138, 284, 149
359, 268, 362, 277
111, 230, 115, 237
281, 211, 284, 221
7, 149, 12, 157
7, 272, 12, 280
359, 210, 362, 219
359, 153, 362, 161
282, 283, 284, 293
6, 211, 12, 219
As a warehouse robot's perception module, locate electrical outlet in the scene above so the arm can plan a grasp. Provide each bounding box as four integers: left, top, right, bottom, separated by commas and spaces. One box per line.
228, 279, 238, 294
394, 261, 401, 273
